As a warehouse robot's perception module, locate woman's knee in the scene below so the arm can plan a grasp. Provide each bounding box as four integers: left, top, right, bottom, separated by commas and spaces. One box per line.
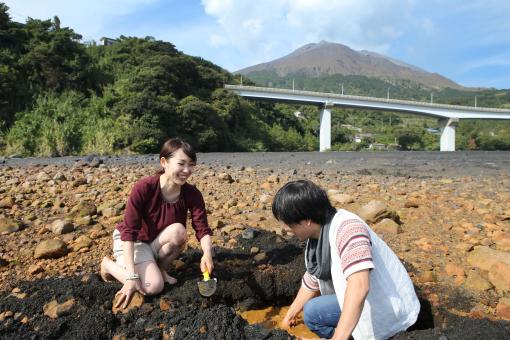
143, 276, 164, 295
162, 223, 187, 246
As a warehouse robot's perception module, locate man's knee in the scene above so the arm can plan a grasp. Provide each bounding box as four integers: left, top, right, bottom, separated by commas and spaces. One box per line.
303, 298, 321, 329
303, 300, 315, 327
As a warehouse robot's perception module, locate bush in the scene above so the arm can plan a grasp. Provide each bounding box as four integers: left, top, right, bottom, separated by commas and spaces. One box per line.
6, 91, 86, 156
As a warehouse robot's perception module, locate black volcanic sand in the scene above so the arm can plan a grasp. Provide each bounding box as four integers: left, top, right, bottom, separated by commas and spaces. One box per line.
1, 230, 509, 339
3, 151, 510, 178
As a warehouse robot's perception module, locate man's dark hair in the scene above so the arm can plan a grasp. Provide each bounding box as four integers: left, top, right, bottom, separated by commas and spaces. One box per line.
272, 180, 337, 226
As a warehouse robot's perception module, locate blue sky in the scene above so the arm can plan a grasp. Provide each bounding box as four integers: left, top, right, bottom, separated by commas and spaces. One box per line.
4, 0, 510, 89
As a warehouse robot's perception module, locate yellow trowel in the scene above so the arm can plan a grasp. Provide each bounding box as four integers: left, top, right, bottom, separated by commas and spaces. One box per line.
197, 271, 217, 297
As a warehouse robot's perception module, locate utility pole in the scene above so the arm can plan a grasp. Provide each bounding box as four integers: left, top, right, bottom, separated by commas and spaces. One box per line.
387, 87, 390, 100
340, 83, 344, 95
292, 79, 295, 91
430, 93, 434, 104
240, 75, 243, 86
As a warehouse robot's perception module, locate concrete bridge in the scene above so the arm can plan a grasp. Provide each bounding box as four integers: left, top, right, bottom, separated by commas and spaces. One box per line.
225, 84, 510, 151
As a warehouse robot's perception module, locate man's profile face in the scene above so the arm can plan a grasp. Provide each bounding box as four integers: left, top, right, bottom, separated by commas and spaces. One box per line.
282, 220, 310, 241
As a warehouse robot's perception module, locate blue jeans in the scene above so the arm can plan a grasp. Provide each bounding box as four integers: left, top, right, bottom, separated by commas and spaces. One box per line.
304, 294, 341, 339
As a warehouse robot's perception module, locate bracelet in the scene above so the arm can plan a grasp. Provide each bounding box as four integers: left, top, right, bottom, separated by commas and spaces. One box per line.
125, 273, 140, 280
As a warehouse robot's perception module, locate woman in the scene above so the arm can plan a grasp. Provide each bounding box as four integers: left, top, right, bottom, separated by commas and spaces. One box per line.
100, 138, 213, 308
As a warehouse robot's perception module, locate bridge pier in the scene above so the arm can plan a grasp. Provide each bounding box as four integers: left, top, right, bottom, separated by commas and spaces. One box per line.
439, 118, 459, 151
320, 104, 332, 151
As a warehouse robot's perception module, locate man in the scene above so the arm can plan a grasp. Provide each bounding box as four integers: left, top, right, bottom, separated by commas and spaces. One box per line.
272, 180, 419, 340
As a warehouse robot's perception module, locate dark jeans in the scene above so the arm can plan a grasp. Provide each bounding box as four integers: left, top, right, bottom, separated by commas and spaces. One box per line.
303, 294, 341, 339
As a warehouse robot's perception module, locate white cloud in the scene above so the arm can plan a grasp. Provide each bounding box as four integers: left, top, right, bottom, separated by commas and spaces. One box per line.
4, 0, 159, 41
209, 33, 227, 47
461, 52, 510, 73
201, 0, 416, 69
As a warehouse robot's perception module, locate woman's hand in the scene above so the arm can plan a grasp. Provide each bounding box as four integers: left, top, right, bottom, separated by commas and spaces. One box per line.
200, 253, 214, 274
114, 279, 146, 309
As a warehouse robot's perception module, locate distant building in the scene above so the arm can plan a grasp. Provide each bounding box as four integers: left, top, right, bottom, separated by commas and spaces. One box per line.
100, 37, 118, 46
369, 143, 387, 151
341, 124, 362, 133
425, 127, 440, 134
353, 133, 375, 143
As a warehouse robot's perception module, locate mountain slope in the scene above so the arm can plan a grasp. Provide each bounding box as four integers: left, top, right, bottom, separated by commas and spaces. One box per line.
237, 41, 462, 90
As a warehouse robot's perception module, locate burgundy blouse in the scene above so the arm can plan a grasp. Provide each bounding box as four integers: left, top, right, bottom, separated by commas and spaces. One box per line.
116, 174, 212, 243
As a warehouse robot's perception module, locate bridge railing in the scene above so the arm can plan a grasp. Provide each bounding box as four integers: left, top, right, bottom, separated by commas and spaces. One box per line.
225, 84, 510, 114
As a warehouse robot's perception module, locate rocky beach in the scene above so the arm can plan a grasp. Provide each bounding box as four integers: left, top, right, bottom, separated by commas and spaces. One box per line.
1, 151, 510, 339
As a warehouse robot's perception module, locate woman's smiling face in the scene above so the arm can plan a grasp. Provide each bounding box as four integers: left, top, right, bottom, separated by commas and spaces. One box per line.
160, 148, 196, 185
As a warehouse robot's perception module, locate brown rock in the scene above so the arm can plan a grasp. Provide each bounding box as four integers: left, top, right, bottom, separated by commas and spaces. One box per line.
455, 243, 474, 252
74, 215, 92, 226
50, 219, 74, 235
71, 178, 87, 187
260, 182, 272, 190
0, 196, 14, 208
496, 297, 510, 320
404, 198, 420, 208
374, 218, 402, 235
267, 174, 279, 183
210, 220, 225, 229
488, 262, 510, 293
112, 291, 144, 314
464, 271, 493, 292
173, 259, 186, 271
103, 207, 120, 218
217, 173, 234, 183
28, 264, 44, 275
259, 194, 272, 204
34, 239, 68, 259
43, 298, 75, 319
328, 191, 354, 204
254, 252, 267, 262
69, 200, 97, 218
159, 297, 172, 311
417, 271, 437, 283
495, 237, 510, 252
36, 171, 51, 182
357, 200, 400, 224
445, 263, 465, 277
71, 235, 93, 252
469, 304, 490, 318
0, 217, 21, 234
467, 246, 510, 271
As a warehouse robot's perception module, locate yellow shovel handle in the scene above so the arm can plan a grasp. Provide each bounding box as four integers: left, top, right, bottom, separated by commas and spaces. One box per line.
203, 271, 210, 281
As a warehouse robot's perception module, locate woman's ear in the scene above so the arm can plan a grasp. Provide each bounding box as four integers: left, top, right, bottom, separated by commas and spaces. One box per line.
160, 157, 168, 168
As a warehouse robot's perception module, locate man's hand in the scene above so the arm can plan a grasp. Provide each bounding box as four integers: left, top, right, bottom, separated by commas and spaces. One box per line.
114, 279, 146, 308
281, 314, 296, 330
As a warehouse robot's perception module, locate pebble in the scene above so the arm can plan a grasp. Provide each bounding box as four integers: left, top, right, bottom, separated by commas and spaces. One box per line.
43, 298, 75, 319
112, 292, 144, 314
34, 239, 68, 259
